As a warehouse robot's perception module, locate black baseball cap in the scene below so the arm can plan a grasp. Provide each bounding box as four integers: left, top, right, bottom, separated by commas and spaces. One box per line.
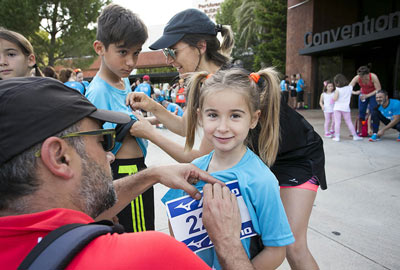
0, 77, 130, 165
149, 9, 217, 50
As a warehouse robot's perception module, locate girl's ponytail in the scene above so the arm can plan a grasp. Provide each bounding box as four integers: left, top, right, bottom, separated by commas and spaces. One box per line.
219, 25, 234, 58
255, 68, 281, 166
32, 64, 43, 77
185, 71, 209, 151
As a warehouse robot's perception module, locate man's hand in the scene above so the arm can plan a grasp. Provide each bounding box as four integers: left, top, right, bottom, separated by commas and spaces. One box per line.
152, 165, 224, 200
126, 92, 156, 111
202, 184, 255, 270
202, 184, 241, 241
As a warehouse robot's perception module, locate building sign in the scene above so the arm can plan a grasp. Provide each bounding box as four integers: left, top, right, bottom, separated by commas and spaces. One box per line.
300, 11, 400, 55
193, 0, 224, 21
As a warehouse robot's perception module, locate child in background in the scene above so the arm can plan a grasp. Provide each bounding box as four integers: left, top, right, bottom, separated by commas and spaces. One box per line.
162, 68, 294, 270
59, 68, 85, 94
162, 100, 184, 117
319, 80, 335, 137
0, 28, 43, 79
332, 74, 363, 142
85, 4, 154, 232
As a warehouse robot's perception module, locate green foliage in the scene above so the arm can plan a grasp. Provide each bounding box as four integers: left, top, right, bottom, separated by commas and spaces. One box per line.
216, 0, 287, 74
0, 0, 109, 68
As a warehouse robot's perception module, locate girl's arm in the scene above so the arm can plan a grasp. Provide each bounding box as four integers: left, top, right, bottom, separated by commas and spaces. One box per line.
127, 92, 186, 135
319, 93, 324, 111
130, 112, 213, 163
252, 246, 286, 270
349, 75, 359, 87
333, 89, 339, 101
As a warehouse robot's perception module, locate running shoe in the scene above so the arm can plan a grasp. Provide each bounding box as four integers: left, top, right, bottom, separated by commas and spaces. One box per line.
353, 135, 363, 141
324, 133, 332, 138
332, 136, 340, 142
369, 133, 380, 142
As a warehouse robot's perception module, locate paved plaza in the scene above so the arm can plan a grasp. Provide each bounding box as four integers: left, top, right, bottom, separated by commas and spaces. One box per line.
144, 109, 400, 270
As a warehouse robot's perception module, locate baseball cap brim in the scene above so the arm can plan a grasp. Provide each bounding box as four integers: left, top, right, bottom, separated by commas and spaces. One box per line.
90, 109, 131, 125
149, 33, 185, 50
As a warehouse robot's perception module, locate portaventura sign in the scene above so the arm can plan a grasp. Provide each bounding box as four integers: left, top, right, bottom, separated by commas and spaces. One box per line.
299, 11, 400, 55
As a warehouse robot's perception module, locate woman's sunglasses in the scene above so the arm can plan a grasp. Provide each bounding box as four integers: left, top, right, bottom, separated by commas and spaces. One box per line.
162, 46, 189, 60
35, 129, 116, 157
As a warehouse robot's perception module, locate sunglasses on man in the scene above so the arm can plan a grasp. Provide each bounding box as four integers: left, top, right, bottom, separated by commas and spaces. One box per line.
35, 129, 116, 157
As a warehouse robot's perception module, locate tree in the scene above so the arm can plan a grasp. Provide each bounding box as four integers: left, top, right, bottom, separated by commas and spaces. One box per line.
0, 0, 109, 68
217, 0, 287, 74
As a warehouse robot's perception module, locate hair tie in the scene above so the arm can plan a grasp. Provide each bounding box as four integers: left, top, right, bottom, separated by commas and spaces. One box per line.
32, 63, 38, 69
249, 72, 265, 89
215, 24, 223, 33
249, 73, 260, 83
206, 73, 213, 79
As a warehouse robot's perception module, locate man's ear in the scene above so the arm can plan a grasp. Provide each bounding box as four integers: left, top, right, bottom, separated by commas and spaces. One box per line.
93, 40, 105, 56
250, 110, 261, 129
197, 40, 207, 55
39, 137, 75, 179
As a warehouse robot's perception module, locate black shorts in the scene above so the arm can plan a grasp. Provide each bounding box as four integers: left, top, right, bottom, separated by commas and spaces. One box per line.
290, 90, 297, 97
111, 157, 155, 232
296, 91, 304, 102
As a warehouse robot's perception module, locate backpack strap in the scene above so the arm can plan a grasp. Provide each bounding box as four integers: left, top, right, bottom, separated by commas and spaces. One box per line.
18, 220, 124, 270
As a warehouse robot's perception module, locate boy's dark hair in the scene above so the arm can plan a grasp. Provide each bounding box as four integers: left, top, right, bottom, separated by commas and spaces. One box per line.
333, 74, 348, 88
96, 4, 148, 49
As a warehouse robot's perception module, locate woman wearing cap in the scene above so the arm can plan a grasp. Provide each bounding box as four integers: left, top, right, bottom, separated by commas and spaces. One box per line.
127, 8, 325, 270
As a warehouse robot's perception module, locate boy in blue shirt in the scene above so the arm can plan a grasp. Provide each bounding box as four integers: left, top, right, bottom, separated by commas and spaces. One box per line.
369, 89, 400, 142
296, 73, 306, 109
85, 4, 154, 232
162, 100, 184, 117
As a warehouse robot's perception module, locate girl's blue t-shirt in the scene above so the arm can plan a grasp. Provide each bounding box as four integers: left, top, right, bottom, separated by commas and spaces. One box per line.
162, 148, 294, 269
85, 75, 147, 156
64, 81, 85, 95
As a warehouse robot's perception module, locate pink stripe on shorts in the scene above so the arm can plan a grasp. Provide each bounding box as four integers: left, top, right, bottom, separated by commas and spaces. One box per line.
280, 176, 319, 192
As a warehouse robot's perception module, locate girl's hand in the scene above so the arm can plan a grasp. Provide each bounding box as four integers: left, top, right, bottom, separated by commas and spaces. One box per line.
129, 111, 155, 140
321, 105, 324, 111
126, 92, 157, 112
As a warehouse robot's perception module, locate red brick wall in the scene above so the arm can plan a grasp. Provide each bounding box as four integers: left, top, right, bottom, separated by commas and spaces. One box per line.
286, 0, 314, 107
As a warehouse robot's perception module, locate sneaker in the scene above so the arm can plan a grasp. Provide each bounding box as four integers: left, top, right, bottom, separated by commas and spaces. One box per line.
353, 135, 363, 141
332, 136, 340, 142
329, 130, 335, 135
369, 133, 380, 142
324, 133, 332, 138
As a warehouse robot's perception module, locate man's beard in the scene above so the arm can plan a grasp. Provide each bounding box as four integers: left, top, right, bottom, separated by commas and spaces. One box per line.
78, 153, 117, 218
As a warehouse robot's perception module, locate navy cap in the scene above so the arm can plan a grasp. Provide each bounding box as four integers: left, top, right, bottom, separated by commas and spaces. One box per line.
0, 77, 130, 165
150, 9, 216, 50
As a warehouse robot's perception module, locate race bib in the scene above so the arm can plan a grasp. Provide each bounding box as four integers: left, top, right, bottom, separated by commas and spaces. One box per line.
165, 180, 257, 253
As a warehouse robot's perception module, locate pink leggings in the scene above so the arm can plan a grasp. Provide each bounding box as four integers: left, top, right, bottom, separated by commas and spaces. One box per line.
334, 110, 357, 136
324, 112, 335, 134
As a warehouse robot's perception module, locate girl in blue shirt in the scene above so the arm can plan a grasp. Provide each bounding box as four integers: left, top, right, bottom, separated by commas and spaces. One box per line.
163, 68, 294, 269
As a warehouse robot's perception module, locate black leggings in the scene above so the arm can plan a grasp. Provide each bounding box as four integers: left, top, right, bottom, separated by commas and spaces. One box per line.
111, 158, 155, 232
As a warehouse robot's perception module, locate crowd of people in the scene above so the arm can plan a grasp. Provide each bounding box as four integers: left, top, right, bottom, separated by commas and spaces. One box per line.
318, 65, 400, 142
1, 3, 399, 270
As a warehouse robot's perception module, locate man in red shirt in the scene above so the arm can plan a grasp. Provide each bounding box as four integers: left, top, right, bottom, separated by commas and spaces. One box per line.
0, 77, 252, 270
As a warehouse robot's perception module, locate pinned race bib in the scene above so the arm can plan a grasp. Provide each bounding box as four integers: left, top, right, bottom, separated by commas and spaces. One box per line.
165, 180, 257, 253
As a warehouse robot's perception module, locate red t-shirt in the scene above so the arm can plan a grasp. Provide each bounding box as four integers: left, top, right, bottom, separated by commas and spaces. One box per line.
0, 208, 210, 270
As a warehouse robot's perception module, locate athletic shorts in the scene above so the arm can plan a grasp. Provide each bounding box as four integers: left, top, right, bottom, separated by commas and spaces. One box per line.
111, 157, 155, 232
280, 176, 319, 192
290, 90, 297, 97
297, 91, 304, 102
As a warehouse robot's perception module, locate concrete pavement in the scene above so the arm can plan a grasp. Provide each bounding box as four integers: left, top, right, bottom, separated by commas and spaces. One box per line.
144, 109, 400, 270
